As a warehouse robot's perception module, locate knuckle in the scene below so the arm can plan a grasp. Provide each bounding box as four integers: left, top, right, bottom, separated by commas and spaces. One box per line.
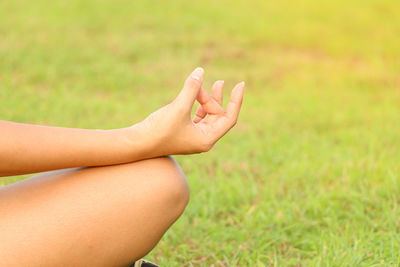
190, 81, 201, 90
187, 77, 201, 87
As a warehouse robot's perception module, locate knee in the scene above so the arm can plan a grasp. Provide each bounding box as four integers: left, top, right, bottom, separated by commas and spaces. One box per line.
141, 156, 190, 218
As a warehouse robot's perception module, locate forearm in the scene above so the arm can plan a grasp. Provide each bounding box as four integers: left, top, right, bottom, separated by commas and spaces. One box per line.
0, 120, 152, 176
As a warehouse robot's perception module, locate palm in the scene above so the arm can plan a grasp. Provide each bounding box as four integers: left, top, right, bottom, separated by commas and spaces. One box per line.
194, 114, 224, 139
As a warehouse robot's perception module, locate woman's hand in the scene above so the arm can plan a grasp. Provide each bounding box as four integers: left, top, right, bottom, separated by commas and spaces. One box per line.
131, 67, 245, 156
0, 67, 243, 176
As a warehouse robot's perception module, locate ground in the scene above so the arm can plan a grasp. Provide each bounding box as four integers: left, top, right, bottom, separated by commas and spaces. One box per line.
1, 0, 400, 266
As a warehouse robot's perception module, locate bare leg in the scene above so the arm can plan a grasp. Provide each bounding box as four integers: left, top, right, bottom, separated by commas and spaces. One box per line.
0, 156, 189, 266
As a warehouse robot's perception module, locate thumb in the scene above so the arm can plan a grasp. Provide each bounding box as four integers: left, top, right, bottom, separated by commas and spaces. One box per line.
175, 67, 204, 110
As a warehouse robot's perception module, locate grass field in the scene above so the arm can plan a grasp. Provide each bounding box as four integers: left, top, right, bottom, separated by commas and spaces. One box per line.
1, 0, 400, 265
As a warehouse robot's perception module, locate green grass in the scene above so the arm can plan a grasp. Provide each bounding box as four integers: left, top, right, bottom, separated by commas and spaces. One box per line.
1, 0, 400, 265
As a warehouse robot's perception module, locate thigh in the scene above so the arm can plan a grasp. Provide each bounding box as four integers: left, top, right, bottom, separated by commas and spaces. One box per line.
0, 157, 189, 267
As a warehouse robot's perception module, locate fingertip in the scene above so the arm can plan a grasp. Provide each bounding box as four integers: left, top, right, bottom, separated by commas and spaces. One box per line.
212, 80, 225, 91
196, 67, 204, 73
191, 67, 204, 81
235, 81, 245, 90
238, 81, 245, 95
232, 81, 245, 99
217, 80, 225, 90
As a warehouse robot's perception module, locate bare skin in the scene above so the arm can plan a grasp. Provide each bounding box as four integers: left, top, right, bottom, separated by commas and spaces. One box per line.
0, 68, 244, 266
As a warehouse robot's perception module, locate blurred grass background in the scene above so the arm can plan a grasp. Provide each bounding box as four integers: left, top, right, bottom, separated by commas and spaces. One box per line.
1, 0, 400, 265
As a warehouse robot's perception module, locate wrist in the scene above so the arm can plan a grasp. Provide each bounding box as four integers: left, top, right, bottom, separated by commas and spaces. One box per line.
117, 124, 159, 161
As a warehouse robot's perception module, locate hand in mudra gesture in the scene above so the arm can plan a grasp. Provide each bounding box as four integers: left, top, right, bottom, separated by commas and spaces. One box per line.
133, 67, 245, 155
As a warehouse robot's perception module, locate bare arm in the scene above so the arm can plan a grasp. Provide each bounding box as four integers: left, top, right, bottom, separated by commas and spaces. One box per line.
0, 68, 244, 177
0, 121, 143, 176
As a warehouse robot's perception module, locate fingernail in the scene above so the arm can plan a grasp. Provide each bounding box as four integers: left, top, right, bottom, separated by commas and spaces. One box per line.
218, 80, 224, 84
239, 81, 245, 87
191, 67, 204, 81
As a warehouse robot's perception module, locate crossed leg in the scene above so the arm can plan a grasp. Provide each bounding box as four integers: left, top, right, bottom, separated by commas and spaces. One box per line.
0, 156, 189, 266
